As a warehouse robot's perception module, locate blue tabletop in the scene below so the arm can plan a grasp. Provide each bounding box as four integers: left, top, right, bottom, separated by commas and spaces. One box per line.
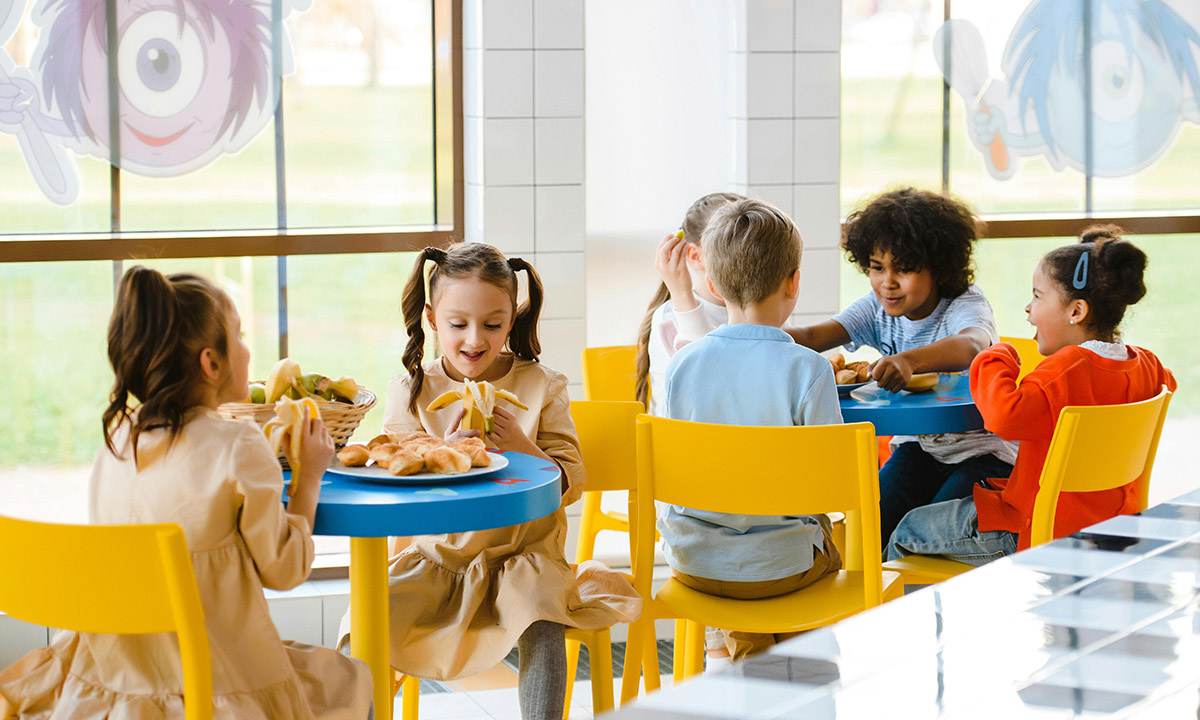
839, 373, 984, 436
286, 452, 562, 538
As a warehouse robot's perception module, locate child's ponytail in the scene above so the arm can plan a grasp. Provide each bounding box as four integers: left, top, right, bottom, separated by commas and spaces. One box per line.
402, 247, 447, 414
506, 257, 543, 362
103, 266, 230, 463
1042, 224, 1148, 340
634, 283, 670, 407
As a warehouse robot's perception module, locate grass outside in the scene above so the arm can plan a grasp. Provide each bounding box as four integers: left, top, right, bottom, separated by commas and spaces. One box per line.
2, 77, 1199, 467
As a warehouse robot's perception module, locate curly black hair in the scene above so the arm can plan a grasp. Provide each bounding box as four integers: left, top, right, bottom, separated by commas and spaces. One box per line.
842, 187, 983, 299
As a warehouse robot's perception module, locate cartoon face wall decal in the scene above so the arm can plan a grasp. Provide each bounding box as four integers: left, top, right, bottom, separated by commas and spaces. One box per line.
0, 0, 306, 205
935, 0, 1200, 180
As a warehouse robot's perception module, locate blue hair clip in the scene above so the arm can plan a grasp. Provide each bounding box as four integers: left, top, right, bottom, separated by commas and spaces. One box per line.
1072, 250, 1088, 289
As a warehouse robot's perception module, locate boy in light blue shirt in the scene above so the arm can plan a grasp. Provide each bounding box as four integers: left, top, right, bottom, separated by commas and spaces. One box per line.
661, 198, 843, 663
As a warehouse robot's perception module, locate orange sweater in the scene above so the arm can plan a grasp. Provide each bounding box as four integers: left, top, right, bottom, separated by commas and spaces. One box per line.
970, 342, 1176, 549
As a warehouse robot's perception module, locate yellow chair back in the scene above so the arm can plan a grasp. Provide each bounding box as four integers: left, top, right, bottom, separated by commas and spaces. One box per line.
999, 335, 1045, 381
581, 345, 638, 401
0, 516, 212, 720
632, 415, 882, 596
1030, 386, 1172, 546
570, 400, 643, 493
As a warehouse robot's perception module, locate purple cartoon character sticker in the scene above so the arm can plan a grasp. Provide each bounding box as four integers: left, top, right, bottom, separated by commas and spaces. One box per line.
0, 0, 306, 205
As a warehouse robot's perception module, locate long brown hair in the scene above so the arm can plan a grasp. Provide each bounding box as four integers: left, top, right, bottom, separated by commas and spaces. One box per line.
634, 192, 742, 406
103, 266, 232, 463
401, 243, 544, 413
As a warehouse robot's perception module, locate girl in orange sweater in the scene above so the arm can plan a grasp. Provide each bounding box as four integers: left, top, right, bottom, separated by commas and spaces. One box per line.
886, 225, 1176, 564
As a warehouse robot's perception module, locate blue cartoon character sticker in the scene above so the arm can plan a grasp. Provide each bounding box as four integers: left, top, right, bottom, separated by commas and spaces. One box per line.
935, 0, 1200, 180
0, 0, 306, 205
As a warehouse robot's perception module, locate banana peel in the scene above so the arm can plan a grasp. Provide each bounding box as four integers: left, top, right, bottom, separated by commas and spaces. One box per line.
265, 358, 301, 403
426, 380, 527, 433
263, 396, 322, 496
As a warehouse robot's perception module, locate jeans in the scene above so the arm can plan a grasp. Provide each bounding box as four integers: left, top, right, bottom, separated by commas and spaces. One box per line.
885, 497, 1018, 566
878, 443, 1013, 552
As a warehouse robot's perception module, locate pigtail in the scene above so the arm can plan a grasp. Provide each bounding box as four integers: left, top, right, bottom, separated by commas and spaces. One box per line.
634, 283, 671, 406
506, 257, 543, 361
401, 247, 447, 414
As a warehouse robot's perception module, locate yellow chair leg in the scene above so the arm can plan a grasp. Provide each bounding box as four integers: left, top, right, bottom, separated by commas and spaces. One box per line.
620, 620, 647, 704
642, 621, 661, 693
401, 675, 419, 720
672, 618, 687, 684
683, 621, 704, 678
588, 629, 615, 714
563, 637, 581, 720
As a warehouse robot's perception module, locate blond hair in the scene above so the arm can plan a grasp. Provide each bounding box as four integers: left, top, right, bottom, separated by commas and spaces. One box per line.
701, 198, 801, 306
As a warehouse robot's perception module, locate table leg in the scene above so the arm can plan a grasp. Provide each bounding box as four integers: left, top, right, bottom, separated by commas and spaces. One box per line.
351, 536, 392, 720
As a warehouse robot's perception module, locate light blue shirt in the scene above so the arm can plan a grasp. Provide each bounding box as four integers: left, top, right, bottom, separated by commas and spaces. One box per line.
832, 284, 998, 356
659, 324, 843, 582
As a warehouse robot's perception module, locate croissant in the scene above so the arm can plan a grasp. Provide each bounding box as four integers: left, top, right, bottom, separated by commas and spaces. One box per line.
337, 444, 370, 467
368, 443, 400, 467
451, 438, 491, 467
423, 446, 471, 474
388, 449, 425, 476
828, 352, 845, 372
367, 433, 394, 449
835, 368, 858, 385
403, 437, 446, 458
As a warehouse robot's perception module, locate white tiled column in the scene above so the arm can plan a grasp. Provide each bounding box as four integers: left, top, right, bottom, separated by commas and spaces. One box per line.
729, 0, 841, 326
463, 0, 587, 397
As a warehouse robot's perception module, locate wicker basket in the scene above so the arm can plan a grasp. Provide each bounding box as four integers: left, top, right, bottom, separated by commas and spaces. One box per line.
217, 387, 377, 467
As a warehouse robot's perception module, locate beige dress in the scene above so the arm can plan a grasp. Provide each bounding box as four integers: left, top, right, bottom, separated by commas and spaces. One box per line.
0, 409, 372, 720
345, 356, 640, 680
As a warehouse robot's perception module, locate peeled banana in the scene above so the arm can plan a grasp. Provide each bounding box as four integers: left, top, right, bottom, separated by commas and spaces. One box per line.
263, 396, 322, 496
426, 380, 528, 433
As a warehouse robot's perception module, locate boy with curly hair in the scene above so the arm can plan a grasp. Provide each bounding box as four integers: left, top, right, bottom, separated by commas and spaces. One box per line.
787, 187, 1015, 551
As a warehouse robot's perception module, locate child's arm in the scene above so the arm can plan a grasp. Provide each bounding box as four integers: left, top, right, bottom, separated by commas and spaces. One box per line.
657, 232, 698, 313
969, 342, 1056, 441
871, 327, 992, 392
491, 373, 584, 502
283, 414, 335, 530
784, 320, 852, 353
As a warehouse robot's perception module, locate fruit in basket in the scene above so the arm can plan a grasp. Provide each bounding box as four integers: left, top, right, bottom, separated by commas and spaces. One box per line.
265, 358, 302, 403
246, 383, 267, 404
426, 380, 528, 433
327, 376, 359, 403
294, 372, 332, 398
263, 396, 323, 496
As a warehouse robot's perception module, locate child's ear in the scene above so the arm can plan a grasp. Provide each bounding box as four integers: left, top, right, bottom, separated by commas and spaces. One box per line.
705, 275, 725, 301
424, 303, 437, 332
1069, 298, 1090, 326
685, 243, 706, 272
198, 347, 222, 384
786, 268, 801, 300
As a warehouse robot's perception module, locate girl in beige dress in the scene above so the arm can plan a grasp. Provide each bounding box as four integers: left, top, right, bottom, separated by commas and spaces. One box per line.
343, 244, 639, 720
0, 267, 372, 720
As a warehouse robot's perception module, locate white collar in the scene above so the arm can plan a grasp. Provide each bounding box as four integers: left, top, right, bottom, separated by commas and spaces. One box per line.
1079, 339, 1129, 361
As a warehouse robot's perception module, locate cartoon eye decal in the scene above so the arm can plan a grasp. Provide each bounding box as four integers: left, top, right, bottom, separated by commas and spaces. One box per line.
117, 11, 205, 119
1089, 40, 1145, 124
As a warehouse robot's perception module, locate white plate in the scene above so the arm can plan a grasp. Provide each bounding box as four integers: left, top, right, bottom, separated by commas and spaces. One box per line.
837, 380, 873, 398
326, 452, 509, 485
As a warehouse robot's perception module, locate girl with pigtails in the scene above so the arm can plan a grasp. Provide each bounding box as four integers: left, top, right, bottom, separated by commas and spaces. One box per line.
340, 243, 639, 720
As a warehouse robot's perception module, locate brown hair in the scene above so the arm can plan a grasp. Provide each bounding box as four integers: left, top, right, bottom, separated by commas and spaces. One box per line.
103, 266, 232, 463
702, 198, 801, 306
842, 187, 982, 299
634, 192, 743, 406
401, 243, 544, 413
1040, 224, 1147, 341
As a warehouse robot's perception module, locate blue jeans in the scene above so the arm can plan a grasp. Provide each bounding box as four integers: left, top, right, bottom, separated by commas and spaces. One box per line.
885, 497, 1018, 566
878, 443, 1013, 552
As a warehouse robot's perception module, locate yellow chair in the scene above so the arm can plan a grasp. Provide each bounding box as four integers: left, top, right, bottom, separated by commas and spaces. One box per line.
620, 416, 903, 701
0, 516, 212, 720
581, 345, 638, 401
883, 386, 1173, 588
999, 335, 1046, 381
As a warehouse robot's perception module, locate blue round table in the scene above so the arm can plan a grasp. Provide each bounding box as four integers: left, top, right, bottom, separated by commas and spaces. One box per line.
290, 452, 561, 720
838, 373, 984, 436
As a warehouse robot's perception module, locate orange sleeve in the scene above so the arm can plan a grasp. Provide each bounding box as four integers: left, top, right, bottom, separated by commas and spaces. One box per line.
969, 343, 1056, 442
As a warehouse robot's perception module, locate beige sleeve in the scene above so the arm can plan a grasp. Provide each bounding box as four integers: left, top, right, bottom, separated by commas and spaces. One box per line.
537, 371, 586, 506
383, 374, 428, 435
231, 426, 314, 591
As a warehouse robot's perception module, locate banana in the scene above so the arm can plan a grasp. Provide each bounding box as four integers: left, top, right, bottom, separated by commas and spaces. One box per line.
263, 396, 322, 496
298, 373, 332, 397
328, 376, 359, 403
424, 380, 528, 433
905, 373, 939, 392
265, 358, 302, 403
675, 229, 685, 240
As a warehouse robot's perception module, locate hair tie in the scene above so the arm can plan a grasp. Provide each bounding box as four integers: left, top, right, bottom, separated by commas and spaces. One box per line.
425, 247, 447, 263
1072, 250, 1088, 289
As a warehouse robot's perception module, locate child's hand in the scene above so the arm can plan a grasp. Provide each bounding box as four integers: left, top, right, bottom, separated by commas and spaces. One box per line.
444, 407, 483, 443
870, 355, 915, 393
288, 413, 334, 507
487, 406, 540, 455
655, 233, 697, 311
